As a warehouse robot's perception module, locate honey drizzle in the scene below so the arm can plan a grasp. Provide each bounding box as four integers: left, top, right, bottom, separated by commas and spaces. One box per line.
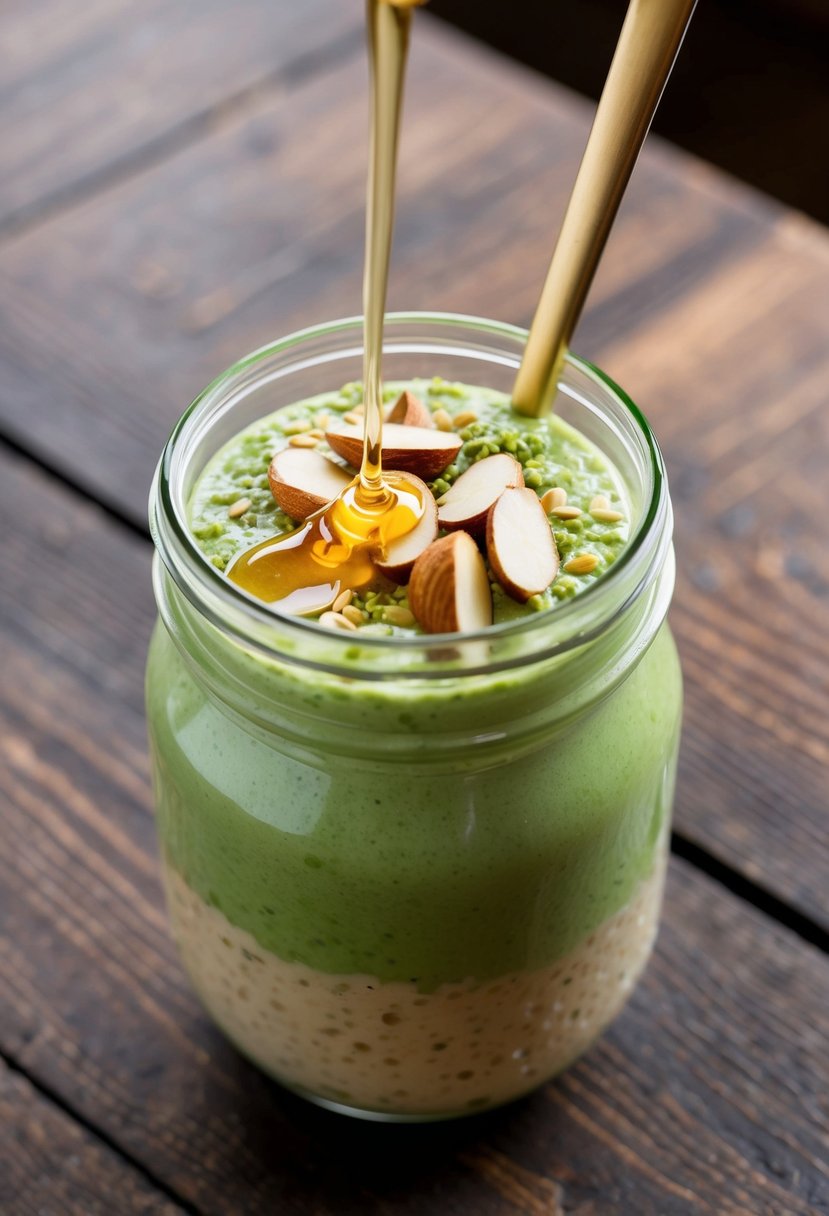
228, 0, 424, 614
359, 0, 414, 508
227, 473, 423, 613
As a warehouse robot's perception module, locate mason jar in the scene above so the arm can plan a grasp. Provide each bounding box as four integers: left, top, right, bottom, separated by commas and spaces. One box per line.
147, 313, 682, 1121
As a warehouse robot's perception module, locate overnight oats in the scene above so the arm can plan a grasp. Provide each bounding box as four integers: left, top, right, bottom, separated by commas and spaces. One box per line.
146, 314, 682, 1120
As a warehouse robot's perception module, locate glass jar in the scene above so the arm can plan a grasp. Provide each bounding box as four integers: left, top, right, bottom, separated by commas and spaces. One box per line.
147, 313, 682, 1122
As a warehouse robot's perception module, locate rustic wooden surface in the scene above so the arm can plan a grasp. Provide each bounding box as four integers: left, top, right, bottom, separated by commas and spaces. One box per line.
0, 1058, 185, 1215
0, 3, 827, 1214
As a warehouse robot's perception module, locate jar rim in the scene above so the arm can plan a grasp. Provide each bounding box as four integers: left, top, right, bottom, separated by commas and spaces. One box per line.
150, 312, 671, 680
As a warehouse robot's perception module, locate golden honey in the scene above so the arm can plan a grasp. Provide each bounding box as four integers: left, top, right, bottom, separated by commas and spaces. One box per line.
228, 472, 423, 613
229, 0, 420, 615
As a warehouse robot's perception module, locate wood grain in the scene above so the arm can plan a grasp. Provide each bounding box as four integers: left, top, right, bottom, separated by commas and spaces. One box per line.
0, 1058, 183, 1215
0, 0, 359, 232
600, 228, 829, 926
1, 445, 827, 1216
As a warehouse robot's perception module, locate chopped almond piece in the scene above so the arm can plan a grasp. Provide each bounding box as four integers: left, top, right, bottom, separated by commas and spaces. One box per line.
409, 532, 492, 634
325, 422, 461, 480
376, 473, 439, 582
268, 447, 353, 520
486, 487, 559, 602
386, 390, 434, 428
437, 454, 524, 536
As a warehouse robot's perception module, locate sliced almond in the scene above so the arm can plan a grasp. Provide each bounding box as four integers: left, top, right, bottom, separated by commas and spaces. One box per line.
409, 532, 493, 634
268, 446, 353, 520
437, 453, 524, 536
386, 390, 434, 428
486, 487, 559, 602
325, 422, 462, 481
376, 472, 439, 582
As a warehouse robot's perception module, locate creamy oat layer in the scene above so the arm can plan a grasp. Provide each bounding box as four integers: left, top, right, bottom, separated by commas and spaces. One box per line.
165, 855, 666, 1117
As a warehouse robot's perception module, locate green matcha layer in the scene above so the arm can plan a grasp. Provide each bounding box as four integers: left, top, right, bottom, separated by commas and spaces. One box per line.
148, 617, 679, 991
189, 378, 629, 629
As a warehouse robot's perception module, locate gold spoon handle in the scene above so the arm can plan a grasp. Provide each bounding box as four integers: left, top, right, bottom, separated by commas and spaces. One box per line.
512, 0, 697, 417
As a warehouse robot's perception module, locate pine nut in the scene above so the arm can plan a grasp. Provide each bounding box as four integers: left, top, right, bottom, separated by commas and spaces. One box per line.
541, 487, 567, 513
319, 611, 357, 631
453, 410, 478, 428
589, 494, 611, 513
332, 588, 353, 613
383, 605, 416, 627
342, 604, 366, 626
564, 553, 600, 575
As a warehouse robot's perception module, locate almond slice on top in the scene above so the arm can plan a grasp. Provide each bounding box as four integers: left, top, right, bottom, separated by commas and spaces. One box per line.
409, 532, 493, 634
376, 473, 439, 582
325, 422, 461, 481
385, 390, 433, 428
437, 453, 524, 536
486, 487, 559, 602
268, 446, 353, 520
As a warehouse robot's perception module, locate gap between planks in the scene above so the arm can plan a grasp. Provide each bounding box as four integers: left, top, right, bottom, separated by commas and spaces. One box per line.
0, 430, 826, 960
0, 1045, 199, 1216
0, 22, 365, 248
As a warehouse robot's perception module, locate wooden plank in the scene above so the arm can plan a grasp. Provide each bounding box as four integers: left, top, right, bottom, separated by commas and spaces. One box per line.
0, 20, 765, 524
0, 1058, 184, 1215
1, 447, 827, 1215
0, 0, 359, 231
599, 222, 829, 925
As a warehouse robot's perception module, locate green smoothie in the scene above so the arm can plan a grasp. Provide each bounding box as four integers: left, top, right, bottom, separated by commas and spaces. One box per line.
147, 371, 682, 1117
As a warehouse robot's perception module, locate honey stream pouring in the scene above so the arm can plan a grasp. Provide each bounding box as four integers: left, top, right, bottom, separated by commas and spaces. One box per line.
229, 0, 430, 613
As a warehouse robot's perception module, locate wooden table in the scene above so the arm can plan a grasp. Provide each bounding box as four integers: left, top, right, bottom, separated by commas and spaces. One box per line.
1, 4, 827, 1213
